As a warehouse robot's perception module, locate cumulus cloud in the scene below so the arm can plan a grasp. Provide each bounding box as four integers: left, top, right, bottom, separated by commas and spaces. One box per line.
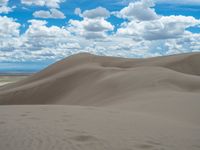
117, 15, 200, 40
70, 19, 114, 32
0, 5, 12, 13
155, 0, 200, 5
33, 9, 66, 19
116, 0, 158, 21
24, 19, 70, 51
0, 17, 83, 62
0, 0, 14, 13
74, 8, 81, 16
81, 7, 110, 19
69, 19, 114, 39
21, 0, 65, 8
163, 33, 200, 55
26, 19, 70, 38
70, 7, 114, 39
0, 16, 20, 37
22, 0, 65, 20
0, 16, 158, 62
0, 16, 22, 57
0, 0, 8, 5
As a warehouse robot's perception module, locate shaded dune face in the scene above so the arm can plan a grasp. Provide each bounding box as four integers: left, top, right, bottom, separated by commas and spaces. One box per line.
0, 52, 200, 105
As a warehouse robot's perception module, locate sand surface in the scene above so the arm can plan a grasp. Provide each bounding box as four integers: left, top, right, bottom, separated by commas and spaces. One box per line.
0, 75, 28, 86
0, 53, 200, 150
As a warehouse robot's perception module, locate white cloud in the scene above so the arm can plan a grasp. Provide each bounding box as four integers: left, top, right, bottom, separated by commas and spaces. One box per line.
69, 18, 114, 39
74, 8, 81, 16
0, 16, 22, 57
115, 0, 200, 41
0, 0, 13, 14
33, 9, 66, 19
0, 18, 83, 62
0, 0, 8, 5
71, 19, 114, 32
116, 0, 158, 21
81, 7, 110, 19
0, 16, 20, 37
22, 0, 65, 20
0, 5, 11, 13
164, 33, 200, 55
26, 19, 69, 38
121, 0, 200, 5
117, 15, 200, 40
24, 19, 70, 50
70, 7, 114, 39
155, 0, 200, 5
21, 0, 65, 8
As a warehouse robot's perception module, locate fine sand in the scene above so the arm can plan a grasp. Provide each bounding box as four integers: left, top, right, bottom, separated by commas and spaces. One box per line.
0, 52, 200, 150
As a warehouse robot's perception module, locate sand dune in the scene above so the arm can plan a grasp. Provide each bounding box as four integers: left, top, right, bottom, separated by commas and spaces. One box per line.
1, 52, 200, 105
0, 52, 200, 150
0, 52, 200, 105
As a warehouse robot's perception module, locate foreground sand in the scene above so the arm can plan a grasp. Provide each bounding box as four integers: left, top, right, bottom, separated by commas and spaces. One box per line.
0, 53, 200, 150
0, 105, 200, 150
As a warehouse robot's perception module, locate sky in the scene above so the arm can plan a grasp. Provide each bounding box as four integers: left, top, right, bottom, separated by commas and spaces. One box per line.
0, 0, 200, 72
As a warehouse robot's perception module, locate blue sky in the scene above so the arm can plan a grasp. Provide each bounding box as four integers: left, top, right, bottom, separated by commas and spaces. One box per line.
0, 0, 200, 72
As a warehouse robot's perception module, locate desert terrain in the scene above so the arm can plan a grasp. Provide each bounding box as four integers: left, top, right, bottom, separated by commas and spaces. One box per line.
0, 75, 29, 86
0, 53, 200, 150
